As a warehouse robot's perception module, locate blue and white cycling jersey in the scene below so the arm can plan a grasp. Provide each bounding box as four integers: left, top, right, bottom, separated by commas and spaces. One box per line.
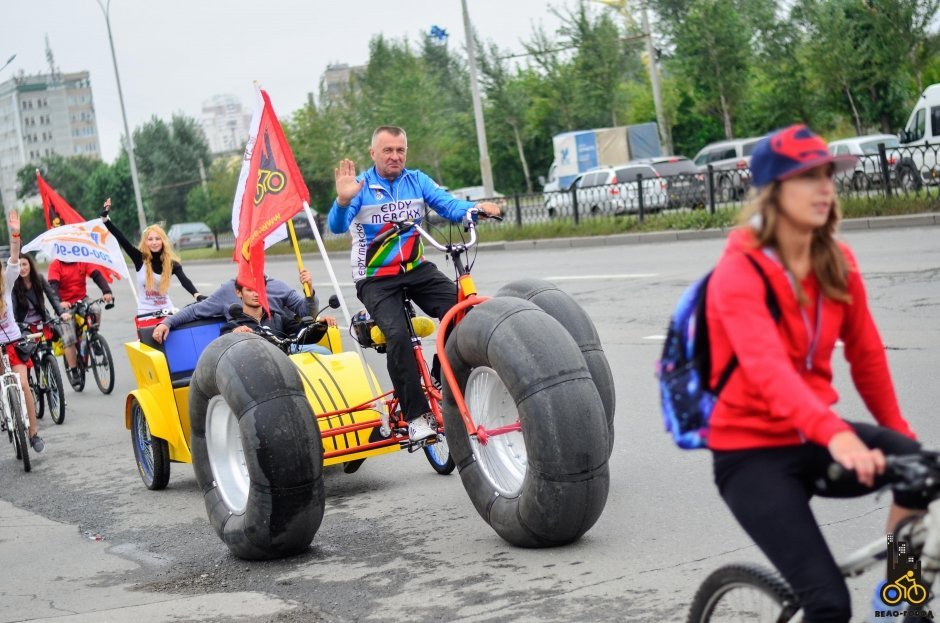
328, 166, 474, 282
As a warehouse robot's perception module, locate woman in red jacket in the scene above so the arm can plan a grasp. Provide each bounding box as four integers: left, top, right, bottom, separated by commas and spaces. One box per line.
706, 124, 923, 622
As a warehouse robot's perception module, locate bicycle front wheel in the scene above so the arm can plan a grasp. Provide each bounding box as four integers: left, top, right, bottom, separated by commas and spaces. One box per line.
42, 355, 66, 425
423, 432, 455, 475
687, 564, 799, 623
9, 387, 30, 473
90, 334, 114, 394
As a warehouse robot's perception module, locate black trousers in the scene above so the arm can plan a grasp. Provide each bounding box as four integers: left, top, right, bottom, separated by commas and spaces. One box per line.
356, 262, 456, 421
712, 422, 923, 623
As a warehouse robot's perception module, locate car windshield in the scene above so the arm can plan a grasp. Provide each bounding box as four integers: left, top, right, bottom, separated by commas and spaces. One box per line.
651, 160, 697, 176
860, 138, 900, 153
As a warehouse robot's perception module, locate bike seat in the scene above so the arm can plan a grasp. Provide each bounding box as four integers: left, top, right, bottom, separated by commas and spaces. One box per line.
370, 316, 436, 345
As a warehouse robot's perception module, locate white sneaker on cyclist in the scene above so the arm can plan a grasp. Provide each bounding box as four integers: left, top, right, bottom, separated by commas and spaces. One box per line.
408, 413, 438, 443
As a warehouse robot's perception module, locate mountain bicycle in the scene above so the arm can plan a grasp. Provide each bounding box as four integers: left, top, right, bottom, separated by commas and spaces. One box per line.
2, 333, 42, 473
23, 320, 66, 425
687, 452, 940, 623
64, 297, 115, 394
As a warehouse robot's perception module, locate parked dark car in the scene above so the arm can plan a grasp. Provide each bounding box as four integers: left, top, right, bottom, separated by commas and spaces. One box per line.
631, 156, 707, 209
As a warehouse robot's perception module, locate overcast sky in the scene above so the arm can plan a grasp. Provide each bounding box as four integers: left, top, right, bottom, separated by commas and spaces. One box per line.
3, 1, 569, 163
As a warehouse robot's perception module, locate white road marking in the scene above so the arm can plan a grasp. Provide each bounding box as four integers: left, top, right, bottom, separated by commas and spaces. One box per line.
544, 273, 657, 281
644, 335, 666, 341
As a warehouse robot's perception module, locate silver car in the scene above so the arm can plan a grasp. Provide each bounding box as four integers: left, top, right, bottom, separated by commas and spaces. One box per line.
692, 137, 763, 201
828, 134, 900, 191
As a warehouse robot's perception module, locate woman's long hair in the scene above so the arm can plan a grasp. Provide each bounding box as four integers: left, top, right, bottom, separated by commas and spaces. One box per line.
737, 183, 851, 304
11, 253, 45, 319
138, 225, 180, 295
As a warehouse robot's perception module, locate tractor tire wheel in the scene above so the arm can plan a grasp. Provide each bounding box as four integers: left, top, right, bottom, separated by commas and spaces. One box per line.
496, 278, 615, 454
189, 333, 325, 560
442, 297, 609, 547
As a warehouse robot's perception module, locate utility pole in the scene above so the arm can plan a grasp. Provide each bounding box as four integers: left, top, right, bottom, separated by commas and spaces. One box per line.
461, 0, 495, 197
597, 0, 673, 154
639, 2, 672, 154
97, 0, 147, 235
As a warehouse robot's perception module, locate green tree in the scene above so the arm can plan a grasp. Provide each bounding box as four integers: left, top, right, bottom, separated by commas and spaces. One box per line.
16, 154, 106, 217
133, 114, 211, 227
671, 0, 751, 139
185, 155, 241, 236
83, 154, 137, 235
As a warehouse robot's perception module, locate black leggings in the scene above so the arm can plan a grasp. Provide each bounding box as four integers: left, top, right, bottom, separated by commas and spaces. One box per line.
356, 263, 456, 421
712, 423, 923, 623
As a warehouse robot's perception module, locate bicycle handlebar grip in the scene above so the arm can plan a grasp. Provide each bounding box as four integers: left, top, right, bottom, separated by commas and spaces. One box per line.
105, 301, 115, 310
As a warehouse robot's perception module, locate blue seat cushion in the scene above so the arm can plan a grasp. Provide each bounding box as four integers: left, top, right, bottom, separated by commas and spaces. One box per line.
138, 317, 225, 388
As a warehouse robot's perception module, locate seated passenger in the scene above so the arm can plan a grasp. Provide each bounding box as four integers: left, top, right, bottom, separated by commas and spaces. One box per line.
222, 281, 331, 355
151, 270, 317, 344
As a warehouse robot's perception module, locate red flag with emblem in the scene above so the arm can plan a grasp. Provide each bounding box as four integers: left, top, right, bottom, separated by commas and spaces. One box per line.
36, 170, 121, 282
232, 88, 309, 312
37, 170, 86, 229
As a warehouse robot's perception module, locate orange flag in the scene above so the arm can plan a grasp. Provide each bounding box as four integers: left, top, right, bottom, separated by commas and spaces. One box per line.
231, 88, 309, 312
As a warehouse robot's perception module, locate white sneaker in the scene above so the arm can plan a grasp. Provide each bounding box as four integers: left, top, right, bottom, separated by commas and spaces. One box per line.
408, 413, 438, 443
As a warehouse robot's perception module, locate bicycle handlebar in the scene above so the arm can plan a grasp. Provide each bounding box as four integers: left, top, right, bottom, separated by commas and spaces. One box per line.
828, 451, 940, 495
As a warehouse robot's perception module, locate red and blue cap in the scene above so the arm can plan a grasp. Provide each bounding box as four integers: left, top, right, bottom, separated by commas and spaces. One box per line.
750, 124, 857, 188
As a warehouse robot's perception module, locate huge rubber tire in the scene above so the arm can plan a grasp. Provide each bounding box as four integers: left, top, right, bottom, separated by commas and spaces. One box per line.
189, 333, 325, 560
90, 335, 115, 394
686, 564, 799, 623
10, 387, 30, 473
43, 355, 66, 425
130, 398, 170, 490
496, 278, 616, 454
442, 297, 609, 547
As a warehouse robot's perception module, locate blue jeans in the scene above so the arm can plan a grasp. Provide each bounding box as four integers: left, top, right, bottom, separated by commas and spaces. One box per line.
290, 343, 331, 355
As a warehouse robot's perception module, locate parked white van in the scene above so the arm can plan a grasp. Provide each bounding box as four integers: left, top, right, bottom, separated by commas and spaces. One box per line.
897, 83, 940, 190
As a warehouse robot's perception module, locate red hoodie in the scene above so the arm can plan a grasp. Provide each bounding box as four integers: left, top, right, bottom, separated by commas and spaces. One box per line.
705, 227, 914, 450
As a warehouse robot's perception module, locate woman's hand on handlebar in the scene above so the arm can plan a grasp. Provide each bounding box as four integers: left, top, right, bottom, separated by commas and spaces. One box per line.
231, 326, 254, 335
828, 430, 886, 488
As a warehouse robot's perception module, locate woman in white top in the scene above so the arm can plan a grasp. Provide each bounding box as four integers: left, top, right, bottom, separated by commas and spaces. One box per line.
100, 199, 202, 327
0, 211, 43, 452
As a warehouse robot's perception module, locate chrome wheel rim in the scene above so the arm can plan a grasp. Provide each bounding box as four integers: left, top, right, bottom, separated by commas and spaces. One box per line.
465, 366, 526, 497
205, 395, 248, 514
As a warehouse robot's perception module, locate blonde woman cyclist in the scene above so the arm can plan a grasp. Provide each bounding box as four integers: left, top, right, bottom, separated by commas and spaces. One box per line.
99, 198, 203, 330
0, 211, 43, 452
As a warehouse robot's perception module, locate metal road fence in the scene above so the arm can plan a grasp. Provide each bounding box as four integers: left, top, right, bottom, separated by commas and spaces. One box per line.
211, 143, 939, 247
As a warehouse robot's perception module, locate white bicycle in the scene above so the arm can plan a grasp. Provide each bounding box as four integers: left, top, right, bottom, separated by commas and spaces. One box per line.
1, 333, 41, 473
688, 452, 940, 623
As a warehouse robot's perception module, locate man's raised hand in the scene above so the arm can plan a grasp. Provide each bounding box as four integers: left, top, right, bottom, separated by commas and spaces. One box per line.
334, 158, 364, 206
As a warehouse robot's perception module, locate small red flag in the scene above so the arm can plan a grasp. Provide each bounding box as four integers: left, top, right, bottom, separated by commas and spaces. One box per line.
35, 170, 121, 283
232, 89, 309, 312
37, 170, 86, 229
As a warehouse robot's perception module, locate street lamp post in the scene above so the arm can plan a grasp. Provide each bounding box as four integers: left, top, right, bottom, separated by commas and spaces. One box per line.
597, 0, 673, 154
0, 54, 16, 74
461, 0, 495, 197
97, 0, 147, 235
